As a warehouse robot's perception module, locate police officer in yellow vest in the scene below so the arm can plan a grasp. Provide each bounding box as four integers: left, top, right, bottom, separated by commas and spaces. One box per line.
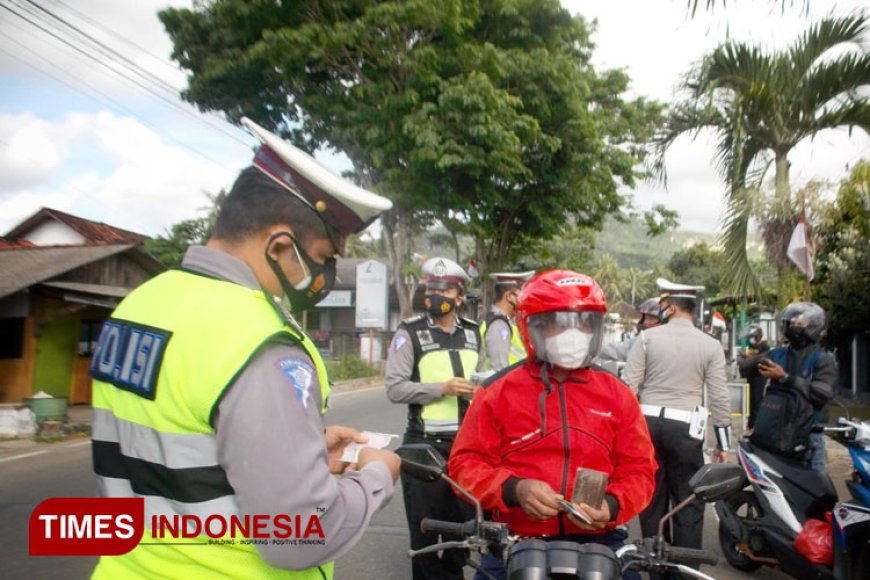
384, 257, 481, 580
477, 271, 534, 372
89, 117, 400, 579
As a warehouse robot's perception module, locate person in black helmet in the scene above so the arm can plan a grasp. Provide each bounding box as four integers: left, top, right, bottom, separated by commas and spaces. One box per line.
740, 302, 838, 471
737, 324, 770, 429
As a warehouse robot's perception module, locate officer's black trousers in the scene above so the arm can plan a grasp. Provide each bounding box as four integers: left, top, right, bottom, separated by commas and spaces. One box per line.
639, 415, 705, 552
400, 434, 474, 580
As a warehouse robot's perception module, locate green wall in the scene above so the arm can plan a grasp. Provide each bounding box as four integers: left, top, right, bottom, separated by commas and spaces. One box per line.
32, 316, 76, 398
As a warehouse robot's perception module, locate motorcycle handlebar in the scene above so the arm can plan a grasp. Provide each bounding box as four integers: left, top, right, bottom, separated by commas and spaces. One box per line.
665, 545, 719, 567
420, 518, 476, 538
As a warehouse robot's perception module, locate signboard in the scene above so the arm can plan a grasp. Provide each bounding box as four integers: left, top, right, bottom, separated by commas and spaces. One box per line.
317, 290, 353, 308
355, 260, 389, 329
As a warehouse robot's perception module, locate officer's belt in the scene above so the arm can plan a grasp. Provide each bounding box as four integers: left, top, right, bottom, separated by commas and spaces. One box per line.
641, 404, 692, 424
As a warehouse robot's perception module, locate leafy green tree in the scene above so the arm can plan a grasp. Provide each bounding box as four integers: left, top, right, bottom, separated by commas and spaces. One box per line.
159, 0, 662, 316
654, 14, 869, 298
520, 226, 596, 274
814, 160, 870, 361
145, 190, 225, 268
592, 254, 629, 306
687, 0, 810, 16
666, 243, 729, 298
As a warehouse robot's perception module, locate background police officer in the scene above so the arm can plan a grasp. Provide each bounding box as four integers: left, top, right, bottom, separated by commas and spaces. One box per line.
737, 323, 771, 429
623, 279, 731, 563
384, 257, 481, 580
598, 297, 664, 365
89, 117, 400, 580
477, 271, 534, 372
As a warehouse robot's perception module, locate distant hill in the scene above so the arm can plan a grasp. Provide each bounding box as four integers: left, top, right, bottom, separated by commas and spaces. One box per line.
593, 217, 719, 269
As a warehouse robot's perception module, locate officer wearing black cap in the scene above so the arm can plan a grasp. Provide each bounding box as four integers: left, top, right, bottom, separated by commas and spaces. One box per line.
89, 118, 399, 579
477, 271, 534, 372
623, 278, 731, 564
385, 257, 481, 580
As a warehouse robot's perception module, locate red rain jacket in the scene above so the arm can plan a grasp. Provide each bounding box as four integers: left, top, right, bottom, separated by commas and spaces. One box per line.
449, 360, 656, 537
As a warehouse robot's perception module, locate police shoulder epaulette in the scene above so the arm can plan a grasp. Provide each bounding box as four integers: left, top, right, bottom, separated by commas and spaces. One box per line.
459, 316, 480, 327
402, 314, 426, 325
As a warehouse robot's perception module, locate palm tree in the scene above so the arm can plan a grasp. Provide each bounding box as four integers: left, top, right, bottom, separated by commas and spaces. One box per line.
687, 0, 810, 17
654, 14, 869, 298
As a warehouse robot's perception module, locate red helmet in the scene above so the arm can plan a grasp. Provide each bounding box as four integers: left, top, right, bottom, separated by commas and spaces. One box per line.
516, 270, 607, 364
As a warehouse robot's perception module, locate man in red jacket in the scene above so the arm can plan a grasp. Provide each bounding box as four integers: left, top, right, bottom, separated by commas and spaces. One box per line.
449, 270, 657, 578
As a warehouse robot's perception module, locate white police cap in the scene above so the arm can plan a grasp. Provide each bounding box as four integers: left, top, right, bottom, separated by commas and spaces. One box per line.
422, 257, 470, 287
241, 117, 393, 255
656, 277, 705, 300
489, 271, 535, 287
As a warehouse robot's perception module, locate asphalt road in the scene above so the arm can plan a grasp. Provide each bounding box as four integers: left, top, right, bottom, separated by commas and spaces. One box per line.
0, 438, 97, 579
5, 385, 856, 579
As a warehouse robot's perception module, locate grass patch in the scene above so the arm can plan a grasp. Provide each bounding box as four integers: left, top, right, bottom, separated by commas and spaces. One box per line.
324, 356, 382, 382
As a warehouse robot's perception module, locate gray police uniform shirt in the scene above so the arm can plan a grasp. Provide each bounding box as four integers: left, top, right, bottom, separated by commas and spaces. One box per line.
477, 306, 513, 372
623, 318, 731, 430
183, 246, 395, 569
384, 315, 480, 405
598, 336, 635, 363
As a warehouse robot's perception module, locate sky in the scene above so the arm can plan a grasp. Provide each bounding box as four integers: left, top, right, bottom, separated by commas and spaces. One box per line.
0, 0, 867, 238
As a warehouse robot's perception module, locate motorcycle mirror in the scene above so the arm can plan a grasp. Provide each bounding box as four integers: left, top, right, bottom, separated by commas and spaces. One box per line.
396, 444, 447, 483
688, 463, 746, 502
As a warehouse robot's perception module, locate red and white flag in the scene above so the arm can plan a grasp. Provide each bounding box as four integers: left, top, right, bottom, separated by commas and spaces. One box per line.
467, 258, 479, 278
786, 218, 814, 281
711, 310, 727, 329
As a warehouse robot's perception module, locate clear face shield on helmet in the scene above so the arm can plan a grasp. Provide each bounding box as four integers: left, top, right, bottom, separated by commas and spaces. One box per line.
527, 311, 604, 369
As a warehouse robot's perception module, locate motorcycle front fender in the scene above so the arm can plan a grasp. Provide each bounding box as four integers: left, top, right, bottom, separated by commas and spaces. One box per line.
715, 498, 746, 540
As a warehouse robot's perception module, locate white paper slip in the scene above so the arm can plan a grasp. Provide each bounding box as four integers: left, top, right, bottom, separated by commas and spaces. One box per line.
340, 431, 398, 463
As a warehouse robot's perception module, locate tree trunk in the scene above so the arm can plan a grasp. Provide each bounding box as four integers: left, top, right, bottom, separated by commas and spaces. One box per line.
474, 236, 490, 317
773, 149, 794, 306
774, 150, 792, 213
382, 207, 415, 319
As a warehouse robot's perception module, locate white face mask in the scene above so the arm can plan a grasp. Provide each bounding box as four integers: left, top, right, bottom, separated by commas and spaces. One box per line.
543, 328, 592, 369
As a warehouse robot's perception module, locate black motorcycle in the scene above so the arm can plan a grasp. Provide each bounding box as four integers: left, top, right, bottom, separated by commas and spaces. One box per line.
397, 443, 745, 580
715, 416, 870, 580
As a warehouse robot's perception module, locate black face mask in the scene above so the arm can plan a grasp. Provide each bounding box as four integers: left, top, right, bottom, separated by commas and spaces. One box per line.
425, 294, 456, 318
265, 232, 336, 313
784, 323, 811, 348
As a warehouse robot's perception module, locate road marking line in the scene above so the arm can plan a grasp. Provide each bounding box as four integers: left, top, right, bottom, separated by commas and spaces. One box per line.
67, 440, 91, 448
0, 450, 48, 463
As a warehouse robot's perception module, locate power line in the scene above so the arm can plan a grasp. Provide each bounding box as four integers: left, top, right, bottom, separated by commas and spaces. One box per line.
1, 0, 251, 149
46, 0, 185, 80
6, 0, 249, 146
0, 37, 234, 170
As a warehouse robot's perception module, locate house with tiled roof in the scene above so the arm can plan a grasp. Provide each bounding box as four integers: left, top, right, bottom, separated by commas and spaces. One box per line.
0, 208, 163, 404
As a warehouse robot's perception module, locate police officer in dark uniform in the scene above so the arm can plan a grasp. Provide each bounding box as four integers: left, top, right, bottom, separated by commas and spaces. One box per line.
737, 324, 770, 429
385, 257, 481, 580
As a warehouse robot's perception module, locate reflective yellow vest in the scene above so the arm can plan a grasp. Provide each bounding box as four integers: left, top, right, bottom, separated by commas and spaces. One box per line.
479, 311, 526, 370
90, 269, 332, 579
401, 315, 479, 436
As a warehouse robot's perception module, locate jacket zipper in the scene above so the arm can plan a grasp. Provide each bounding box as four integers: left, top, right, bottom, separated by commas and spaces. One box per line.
558, 378, 570, 535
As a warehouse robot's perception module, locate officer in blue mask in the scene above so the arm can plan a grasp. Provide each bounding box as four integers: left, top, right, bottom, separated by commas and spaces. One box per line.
385, 257, 482, 580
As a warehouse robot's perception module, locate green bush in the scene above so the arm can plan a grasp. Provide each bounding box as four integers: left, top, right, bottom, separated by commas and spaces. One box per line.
324, 356, 381, 382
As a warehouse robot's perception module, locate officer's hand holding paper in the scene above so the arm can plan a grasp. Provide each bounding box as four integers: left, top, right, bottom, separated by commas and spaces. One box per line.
340, 431, 398, 464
